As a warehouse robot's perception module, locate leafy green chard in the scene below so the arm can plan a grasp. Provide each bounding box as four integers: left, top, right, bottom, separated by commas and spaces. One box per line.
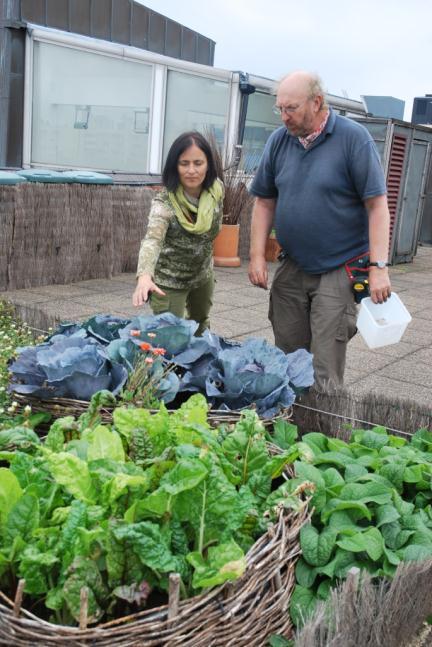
290, 425, 432, 627
0, 394, 300, 625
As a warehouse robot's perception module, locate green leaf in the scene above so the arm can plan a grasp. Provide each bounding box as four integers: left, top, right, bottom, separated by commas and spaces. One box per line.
328, 510, 362, 532
322, 467, 345, 494
316, 548, 358, 579
187, 540, 246, 589
0, 468, 23, 528
84, 425, 125, 463
352, 428, 389, 449
63, 557, 106, 623
321, 499, 372, 524
296, 442, 316, 463
301, 433, 328, 454
4, 494, 39, 544
45, 416, 77, 452
375, 504, 400, 528
313, 452, 356, 468
44, 451, 97, 503
18, 545, 59, 594
60, 500, 88, 555
294, 462, 326, 512
290, 585, 318, 627
102, 473, 150, 507
317, 578, 333, 600
272, 420, 298, 449
295, 557, 317, 588
344, 463, 368, 482
337, 527, 384, 561
379, 461, 405, 491
138, 458, 209, 518
326, 437, 352, 454
300, 523, 337, 567
160, 458, 209, 496
400, 544, 432, 561
268, 636, 292, 647
113, 404, 172, 455
0, 427, 40, 451
222, 416, 268, 485
174, 459, 241, 551
411, 429, 432, 452
113, 521, 181, 574
403, 464, 424, 484
339, 481, 392, 505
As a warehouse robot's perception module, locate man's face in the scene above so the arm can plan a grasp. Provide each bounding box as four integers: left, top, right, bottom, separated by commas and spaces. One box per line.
275, 86, 321, 137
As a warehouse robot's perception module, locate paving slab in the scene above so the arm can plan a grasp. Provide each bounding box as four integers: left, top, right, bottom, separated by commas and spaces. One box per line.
2, 247, 432, 415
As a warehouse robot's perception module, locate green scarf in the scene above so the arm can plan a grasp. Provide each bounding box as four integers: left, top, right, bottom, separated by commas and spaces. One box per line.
168, 179, 223, 235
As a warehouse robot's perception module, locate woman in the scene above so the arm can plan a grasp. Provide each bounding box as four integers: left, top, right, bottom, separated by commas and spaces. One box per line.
132, 131, 224, 335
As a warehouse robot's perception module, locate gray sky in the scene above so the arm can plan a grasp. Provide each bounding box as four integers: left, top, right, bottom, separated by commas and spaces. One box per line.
138, 0, 431, 120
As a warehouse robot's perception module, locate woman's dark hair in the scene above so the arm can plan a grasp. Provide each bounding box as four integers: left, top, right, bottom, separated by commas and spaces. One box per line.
162, 131, 218, 192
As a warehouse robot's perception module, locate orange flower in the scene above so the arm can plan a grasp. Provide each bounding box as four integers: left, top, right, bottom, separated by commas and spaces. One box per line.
152, 347, 166, 356
130, 329, 141, 337
145, 357, 154, 364
140, 342, 152, 351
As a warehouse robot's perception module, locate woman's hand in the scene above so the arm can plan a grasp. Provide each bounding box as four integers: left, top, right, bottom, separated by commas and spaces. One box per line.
132, 274, 166, 307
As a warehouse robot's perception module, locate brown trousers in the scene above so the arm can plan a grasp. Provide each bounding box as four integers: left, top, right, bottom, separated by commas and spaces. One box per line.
269, 256, 357, 391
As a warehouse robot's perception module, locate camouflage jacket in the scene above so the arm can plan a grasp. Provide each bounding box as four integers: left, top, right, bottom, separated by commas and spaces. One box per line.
136, 184, 224, 289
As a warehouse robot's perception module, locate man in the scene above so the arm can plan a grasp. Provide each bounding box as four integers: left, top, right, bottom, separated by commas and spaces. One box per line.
248, 71, 391, 391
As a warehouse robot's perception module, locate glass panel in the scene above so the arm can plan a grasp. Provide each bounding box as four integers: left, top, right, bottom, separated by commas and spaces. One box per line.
163, 70, 229, 160
32, 42, 153, 172
241, 91, 280, 172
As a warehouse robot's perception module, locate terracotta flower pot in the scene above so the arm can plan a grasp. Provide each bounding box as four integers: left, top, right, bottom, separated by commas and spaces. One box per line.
213, 222, 241, 267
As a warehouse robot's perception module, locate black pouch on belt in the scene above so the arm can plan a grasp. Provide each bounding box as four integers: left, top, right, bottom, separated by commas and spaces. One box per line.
344, 252, 370, 303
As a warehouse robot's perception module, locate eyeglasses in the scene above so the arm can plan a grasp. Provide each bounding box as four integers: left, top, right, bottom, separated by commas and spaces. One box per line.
272, 102, 306, 116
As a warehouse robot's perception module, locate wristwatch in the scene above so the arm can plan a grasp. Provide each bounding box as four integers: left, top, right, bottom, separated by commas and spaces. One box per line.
369, 261, 390, 268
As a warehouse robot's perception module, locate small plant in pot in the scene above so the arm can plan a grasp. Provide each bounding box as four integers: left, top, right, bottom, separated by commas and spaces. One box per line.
206, 132, 253, 267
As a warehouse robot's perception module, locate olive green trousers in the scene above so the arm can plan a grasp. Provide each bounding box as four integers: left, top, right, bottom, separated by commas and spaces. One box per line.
150, 273, 215, 335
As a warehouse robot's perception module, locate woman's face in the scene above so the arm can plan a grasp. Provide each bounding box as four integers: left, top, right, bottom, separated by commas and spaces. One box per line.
177, 144, 208, 196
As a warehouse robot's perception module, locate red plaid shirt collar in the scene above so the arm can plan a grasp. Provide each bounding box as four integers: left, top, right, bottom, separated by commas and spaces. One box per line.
298, 109, 330, 149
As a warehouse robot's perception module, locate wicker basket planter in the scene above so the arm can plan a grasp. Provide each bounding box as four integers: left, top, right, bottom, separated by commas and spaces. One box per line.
0, 503, 309, 646
13, 393, 293, 430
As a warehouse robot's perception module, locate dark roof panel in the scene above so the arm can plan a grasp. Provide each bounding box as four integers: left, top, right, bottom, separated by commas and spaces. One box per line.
111, 0, 131, 44
90, 0, 112, 41
46, 0, 69, 31
130, 3, 149, 49
70, 0, 91, 37
19, 0, 215, 66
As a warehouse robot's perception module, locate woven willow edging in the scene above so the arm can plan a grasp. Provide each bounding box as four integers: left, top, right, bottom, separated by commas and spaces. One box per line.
13, 393, 293, 430
0, 502, 309, 647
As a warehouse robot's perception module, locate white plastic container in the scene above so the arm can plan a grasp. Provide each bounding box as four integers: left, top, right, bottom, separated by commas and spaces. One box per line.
356, 292, 412, 349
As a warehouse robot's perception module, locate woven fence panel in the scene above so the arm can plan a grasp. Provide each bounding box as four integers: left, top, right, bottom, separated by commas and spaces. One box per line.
111, 186, 155, 274
64, 184, 113, 283
0, 186, 16, 291
8, 184, 70, 290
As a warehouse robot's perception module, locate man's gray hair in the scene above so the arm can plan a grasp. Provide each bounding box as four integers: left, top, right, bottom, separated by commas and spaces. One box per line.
307, 74, 328, 110
274, 72, 328, 110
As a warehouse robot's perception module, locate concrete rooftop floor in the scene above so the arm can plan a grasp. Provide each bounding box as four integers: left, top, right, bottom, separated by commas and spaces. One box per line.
3, 246, 432, 409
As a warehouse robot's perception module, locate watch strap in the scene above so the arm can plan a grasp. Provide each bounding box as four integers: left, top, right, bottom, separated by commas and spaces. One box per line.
369, 261, 390, 268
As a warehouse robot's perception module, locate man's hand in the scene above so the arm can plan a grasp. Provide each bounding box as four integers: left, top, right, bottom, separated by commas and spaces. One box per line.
368, 266, 391, 304
248, 256, 269, 289
365, 194, 392, 304
248, 197, 276, 290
